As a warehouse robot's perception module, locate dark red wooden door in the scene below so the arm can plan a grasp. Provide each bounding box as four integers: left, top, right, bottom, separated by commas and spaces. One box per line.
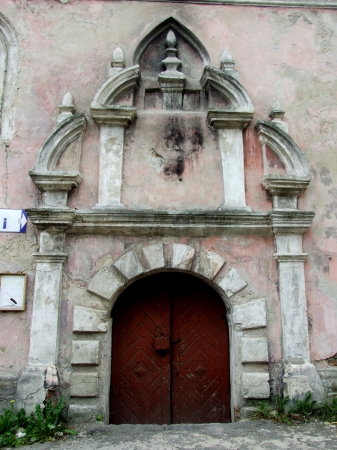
110, 273, 230, 424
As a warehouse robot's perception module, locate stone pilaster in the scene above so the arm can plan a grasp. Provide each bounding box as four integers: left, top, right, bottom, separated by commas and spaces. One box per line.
271, 212, 324, 403
16, 224, 69, 413
91, 106, 137, 209
207, 111, 252, 210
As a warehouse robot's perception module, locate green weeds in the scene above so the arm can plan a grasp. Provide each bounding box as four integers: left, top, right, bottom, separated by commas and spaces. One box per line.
0, 397, 76, 448
252, 391, 337, 425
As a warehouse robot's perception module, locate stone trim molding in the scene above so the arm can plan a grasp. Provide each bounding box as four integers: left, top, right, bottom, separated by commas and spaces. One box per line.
133, 17, 211, 67
90, 105, 137, 127
0, 13, 18, 140
33, 252, 68, 265
256, 121, 310, 177
32, 114, 86, 171
274, 253, 308, 262
29, 114, 86, 208
207, 110, 253, 130
130, 0, 337, 7
202, 66, 254, 111
26, 208, 317, 236
91, 65, 140, 107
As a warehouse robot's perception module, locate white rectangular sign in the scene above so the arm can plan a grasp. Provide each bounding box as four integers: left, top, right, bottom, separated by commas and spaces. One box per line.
0, 274, 27, 310
0, 209, 27, 233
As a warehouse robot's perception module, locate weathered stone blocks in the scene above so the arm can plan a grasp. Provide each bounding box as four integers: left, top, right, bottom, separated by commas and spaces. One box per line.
241, 337, 268, 363
194, 250, 225, 280
113, 250, 144, 280
242, 373, 270, 399
233, 299, 267, 329
68, 403, 97, 423
70, 372, 98, 397
171, 244, 195, 270
142, 243, 165, 270
72, 341, 100, 365
217, 268, 247, 297
73, 306, 107, 333
87, 267, 124, 300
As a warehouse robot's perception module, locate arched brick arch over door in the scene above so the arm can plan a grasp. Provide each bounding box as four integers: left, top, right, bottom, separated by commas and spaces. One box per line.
110, 272, 230, 424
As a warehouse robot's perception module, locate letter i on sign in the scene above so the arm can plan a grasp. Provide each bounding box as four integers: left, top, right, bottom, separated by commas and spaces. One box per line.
3, 218, 7, 229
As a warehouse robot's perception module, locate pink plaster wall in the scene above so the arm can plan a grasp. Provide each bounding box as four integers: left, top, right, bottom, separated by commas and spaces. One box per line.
0, 0, 336, 373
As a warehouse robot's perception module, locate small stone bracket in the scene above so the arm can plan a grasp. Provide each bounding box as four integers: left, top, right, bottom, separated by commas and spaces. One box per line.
262, 174, 310, 211
207, 110, 253, 130
90, 105, 137, 127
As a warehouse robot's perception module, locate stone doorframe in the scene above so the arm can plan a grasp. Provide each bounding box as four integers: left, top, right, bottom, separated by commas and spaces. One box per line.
70, 243, 268, 422
16, 16, 324, 420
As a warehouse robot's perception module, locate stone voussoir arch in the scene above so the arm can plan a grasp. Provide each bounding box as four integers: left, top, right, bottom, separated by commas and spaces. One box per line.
86, 242, 248, 315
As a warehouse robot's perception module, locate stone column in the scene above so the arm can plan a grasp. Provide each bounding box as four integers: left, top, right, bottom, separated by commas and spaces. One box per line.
207, 111, 252, 210
271, 212, 324, 402
91, 107, 137, 210
16, 227, 69, 413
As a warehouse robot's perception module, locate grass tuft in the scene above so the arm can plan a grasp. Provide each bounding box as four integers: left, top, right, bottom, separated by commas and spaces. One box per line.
0, 397, 76, 448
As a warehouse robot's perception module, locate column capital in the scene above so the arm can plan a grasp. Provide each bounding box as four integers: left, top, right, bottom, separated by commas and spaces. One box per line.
274, 253, 308, 263
91, 105, 137, 127
26, 208, 75, 231
270, 210, 315, 235
207, 109, 253, 129
33, 252, 68, 265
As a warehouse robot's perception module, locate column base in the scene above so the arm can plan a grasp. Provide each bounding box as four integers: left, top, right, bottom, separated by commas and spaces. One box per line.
283, 363, 325, 405
92, 202, 126, 210
218, 204, 252, 212
16, 365, 59, 414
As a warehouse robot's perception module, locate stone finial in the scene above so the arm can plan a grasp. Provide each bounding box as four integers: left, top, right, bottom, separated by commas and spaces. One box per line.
269, 98, 288, 133
166, 30, 177, 48
109, 47, 125, 77
220, 50, 238, 79
57, 91, 75, 125
158, 30, 186, 110
160, 30, 184, 76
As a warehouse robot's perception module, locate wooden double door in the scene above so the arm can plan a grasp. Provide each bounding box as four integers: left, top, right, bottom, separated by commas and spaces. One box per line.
110, 272, 230, 424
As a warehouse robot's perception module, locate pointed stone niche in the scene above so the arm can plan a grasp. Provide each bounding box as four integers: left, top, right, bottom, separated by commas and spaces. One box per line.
137, 28, 204, 80
134, 19, 208, 112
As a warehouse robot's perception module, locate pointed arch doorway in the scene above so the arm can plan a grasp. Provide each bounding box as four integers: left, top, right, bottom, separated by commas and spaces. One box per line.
110, 272, 230, 424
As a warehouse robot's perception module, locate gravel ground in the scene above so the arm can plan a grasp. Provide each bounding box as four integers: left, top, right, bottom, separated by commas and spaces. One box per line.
12, 420, 337, 450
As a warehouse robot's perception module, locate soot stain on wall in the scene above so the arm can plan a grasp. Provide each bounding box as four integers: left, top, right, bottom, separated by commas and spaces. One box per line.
161, 116, 204, 181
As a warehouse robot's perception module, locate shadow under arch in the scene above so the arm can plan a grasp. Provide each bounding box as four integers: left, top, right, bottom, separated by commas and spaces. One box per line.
110, 270, 231, 424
